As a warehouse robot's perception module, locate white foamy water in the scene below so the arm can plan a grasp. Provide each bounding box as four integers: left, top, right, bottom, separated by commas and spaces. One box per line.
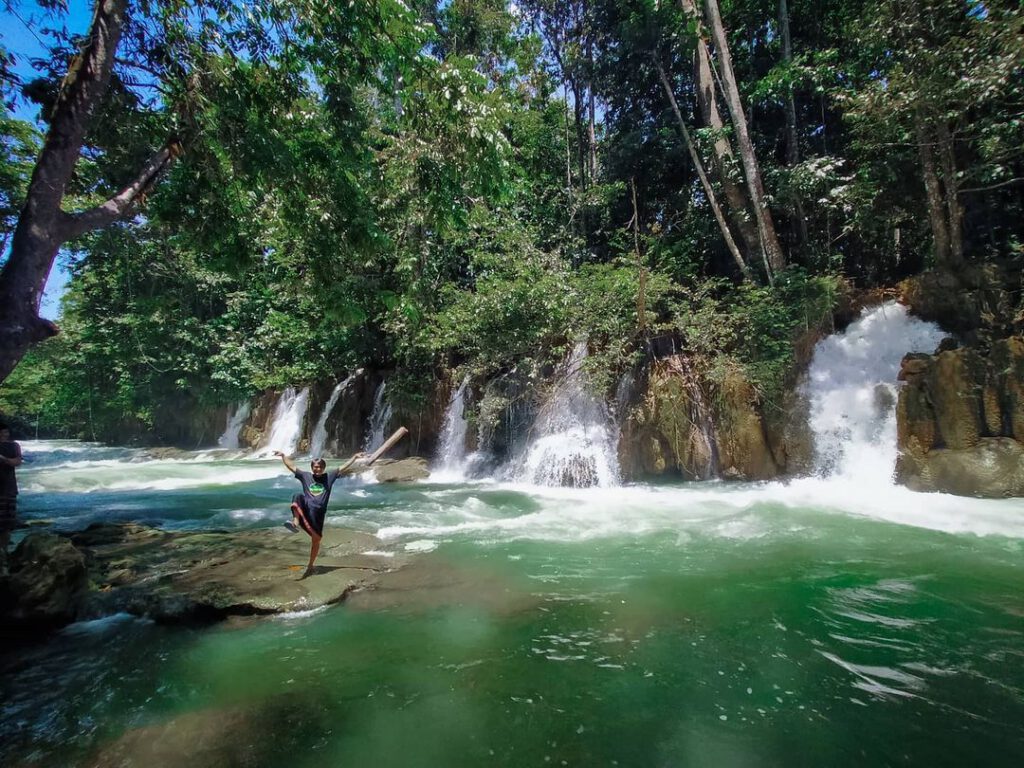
364, 382, 393, 452
806, 302, 945, 482
257, 387, 310, 457
310, 374, 356, 458
514, 342, 620, 487
433, 377, 470, 478
217, 401, 252, 450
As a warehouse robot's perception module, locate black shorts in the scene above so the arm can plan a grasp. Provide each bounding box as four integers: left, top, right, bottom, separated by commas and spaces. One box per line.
0, 496, 16, 533
291, 493, 326, 536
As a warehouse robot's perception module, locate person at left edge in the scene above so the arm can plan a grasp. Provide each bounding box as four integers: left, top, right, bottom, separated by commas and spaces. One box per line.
0, 422, 24, 577
273, 450, 366, 578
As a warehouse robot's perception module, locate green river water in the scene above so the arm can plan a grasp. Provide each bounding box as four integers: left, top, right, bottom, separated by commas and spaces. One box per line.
2, 441, 1024, 767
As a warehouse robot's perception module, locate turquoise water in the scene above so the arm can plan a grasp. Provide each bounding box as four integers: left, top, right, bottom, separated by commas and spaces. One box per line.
3, 441, 1024, 766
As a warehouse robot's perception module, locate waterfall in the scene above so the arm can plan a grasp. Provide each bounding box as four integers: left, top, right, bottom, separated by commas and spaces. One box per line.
310, 374, 356, 458
217, 401, 251, 450
806, 301, 945, 482
434, 377, 470, 475
260, 387, 310, 456
364, 382, 393, 452
516, 341, 621, 487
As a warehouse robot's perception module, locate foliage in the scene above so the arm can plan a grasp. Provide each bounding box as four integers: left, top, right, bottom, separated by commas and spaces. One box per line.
1, 0, 1021, 438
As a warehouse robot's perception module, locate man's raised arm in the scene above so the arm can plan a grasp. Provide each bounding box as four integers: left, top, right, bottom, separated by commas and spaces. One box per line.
336, 452, 368, 477
273, 450, 298, 474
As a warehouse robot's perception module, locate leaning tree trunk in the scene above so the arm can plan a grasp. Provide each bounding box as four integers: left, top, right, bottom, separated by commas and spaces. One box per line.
679, 0, 761, 261
703, 0, 786, 275
655, 58, 753, 281
0, 0, 177, 384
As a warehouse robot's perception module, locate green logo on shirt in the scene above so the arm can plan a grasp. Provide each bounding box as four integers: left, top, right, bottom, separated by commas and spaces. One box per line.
309, 482, 325, 496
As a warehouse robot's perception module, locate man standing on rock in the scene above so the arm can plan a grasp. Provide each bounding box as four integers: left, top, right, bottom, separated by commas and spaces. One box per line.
273, 451, 365, 578
0, 422, 24, 576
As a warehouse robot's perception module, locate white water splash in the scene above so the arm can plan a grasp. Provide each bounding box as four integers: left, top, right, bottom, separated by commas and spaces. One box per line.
217, 401, 251, 450
258, 387, 310, 456
364, 382, 393, 452
434, 377, 470, 477
310, 374, 356, 458
806, 301, 945, 482
515, 342, 620, 487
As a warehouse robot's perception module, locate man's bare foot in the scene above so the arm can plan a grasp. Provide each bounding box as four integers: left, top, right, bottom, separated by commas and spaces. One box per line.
299, 566, 315, 579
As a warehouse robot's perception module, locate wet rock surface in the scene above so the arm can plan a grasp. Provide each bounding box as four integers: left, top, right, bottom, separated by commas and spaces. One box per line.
896, 337, 1024, 496
0, 523, 413, 636
620, 355, 792, 481
1, 533, 88, 629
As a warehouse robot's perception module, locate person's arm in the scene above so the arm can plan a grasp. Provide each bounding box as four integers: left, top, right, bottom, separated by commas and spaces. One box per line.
1, 444, 22, 467
272, 450, 298, 474
336, 452, 369, 477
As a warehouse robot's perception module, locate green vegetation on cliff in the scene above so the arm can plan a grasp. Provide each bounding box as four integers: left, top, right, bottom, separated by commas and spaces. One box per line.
1, 0, 1022, 439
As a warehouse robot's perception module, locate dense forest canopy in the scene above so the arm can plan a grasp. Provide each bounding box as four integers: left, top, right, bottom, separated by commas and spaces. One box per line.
0, 0, 1022, 440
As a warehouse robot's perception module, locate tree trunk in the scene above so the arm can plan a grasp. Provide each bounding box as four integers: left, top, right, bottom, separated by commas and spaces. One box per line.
915, 115, 952, 267
778, 0, 808, 244
937, 120, 964, 264
679, 0, 760, 260
586, 13, 598, 184
655, 58, 753, 281
703, 0, 786, 274
0, 0, 177, 384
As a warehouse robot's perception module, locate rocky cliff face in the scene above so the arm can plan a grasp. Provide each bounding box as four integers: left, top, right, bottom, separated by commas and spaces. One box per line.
618, 355, 812, 481
894, 262, 1024, 496
896, 337, 1024, 496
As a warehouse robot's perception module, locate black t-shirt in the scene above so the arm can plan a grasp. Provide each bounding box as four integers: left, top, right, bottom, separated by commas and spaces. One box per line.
293, 470, 341, 511
0, 440, 21, 497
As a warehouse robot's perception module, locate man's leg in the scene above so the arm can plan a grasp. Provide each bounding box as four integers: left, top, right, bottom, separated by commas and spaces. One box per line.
300, 507, 327, 578
289, 494, 314, 535
0, 498, 14, 577
0, 530, 9, 578
302, 533, 322, 578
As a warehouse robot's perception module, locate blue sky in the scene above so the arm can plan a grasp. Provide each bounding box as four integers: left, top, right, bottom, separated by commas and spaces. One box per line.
3, 1, 94, 318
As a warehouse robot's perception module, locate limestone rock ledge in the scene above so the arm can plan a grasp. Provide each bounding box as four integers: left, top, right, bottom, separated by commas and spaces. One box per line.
619, 356, 811, 481
0, 524, 410, 639
896, 337, 1024, 496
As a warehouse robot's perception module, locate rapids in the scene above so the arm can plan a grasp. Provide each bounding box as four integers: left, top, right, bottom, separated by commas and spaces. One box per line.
2, 440, 1024, 766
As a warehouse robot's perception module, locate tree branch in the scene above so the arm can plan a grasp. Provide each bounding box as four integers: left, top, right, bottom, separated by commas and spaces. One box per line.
63, 140, 181, 239
959, 177, 1024, 194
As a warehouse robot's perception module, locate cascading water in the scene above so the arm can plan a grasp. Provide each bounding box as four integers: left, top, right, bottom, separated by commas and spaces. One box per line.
310, 374, 356, 458
258, 387, 310, 456
434, 377, 470, 476
217, 402, 251, 450
805, 301, 945, 483
364, 382, 393, 452
515, 341, 621, 487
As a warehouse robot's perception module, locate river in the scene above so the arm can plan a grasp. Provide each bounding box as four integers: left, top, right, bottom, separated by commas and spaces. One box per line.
2, 439, 1023, 766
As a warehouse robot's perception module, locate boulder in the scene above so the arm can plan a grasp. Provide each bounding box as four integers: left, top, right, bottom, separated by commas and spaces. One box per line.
898, 437, 1024, 497
2, 533, 88, 628
372, 456, 431, 483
